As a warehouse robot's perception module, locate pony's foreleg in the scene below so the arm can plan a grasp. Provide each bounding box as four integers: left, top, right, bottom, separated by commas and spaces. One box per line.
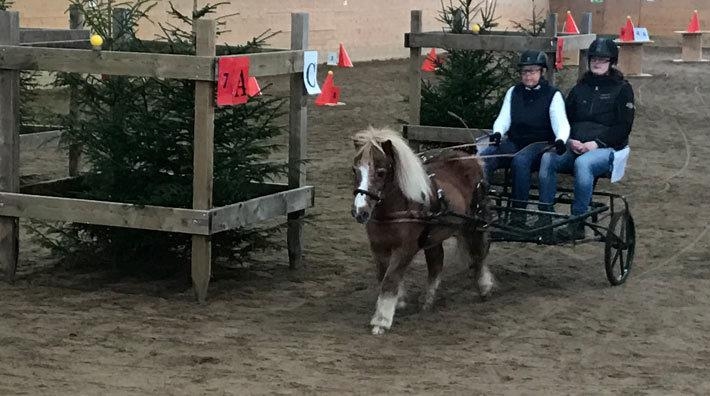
371, 249, 416, 335
468, 231, 494, 300
422, 243, 444, 311
374, 253, 406, 308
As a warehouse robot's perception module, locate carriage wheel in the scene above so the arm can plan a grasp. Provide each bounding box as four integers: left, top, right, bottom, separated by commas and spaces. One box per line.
604, 211, 635, 286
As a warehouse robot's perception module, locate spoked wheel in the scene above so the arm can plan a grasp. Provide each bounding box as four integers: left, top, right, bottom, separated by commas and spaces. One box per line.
604, 211, 636, 286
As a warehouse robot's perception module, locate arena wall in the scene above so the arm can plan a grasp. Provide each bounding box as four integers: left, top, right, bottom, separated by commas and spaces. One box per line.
13, 0, 546, 60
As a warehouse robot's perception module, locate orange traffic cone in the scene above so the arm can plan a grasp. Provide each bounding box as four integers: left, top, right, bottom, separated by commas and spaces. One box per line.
421, 48, 438, 72
315, 71, 342, 106
246, 76, 261, 97
338, 43, 353, 68
687, 10, 701, 33
563, 11, 580, 34
619, 15, 635, 41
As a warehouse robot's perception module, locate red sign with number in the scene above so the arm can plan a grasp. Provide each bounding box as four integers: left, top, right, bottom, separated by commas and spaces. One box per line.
217, 56, 250, 106
555, 37, 565, 70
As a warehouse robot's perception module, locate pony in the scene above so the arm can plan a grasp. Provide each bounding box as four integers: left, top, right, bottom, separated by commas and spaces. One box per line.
351, 126, 493, 335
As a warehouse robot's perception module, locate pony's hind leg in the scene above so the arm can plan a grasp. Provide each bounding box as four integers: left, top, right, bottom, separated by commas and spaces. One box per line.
460, 231, 494, 300
422, 243, 444, 311
371, 248, 417, 335
396, 283, 407, 309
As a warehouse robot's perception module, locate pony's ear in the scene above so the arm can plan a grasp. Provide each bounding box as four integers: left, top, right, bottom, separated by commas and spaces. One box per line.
381, 139, 395, 160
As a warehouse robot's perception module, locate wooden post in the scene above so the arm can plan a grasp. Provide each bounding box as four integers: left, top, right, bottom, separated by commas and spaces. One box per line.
616, 41, 653, 77
0, 11, 20, 282
68, 5, 84, 176
674, 32, 708, 62
409, 10, 422, 127
112, 8, 131, 44
545, 13, 558, 85
682, 33, 703, 61
287, 12, 308, 270
191, 19, 216, 302
452, 9, 465, 33
578, 12, 592, 79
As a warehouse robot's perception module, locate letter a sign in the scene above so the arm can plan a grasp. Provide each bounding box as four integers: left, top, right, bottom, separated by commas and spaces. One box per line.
217, 56, 250, 106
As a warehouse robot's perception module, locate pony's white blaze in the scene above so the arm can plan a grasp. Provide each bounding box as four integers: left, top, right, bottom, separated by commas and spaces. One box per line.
353, 165, 369, 211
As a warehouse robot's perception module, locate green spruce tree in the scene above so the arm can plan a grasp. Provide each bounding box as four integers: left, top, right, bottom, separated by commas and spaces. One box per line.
420, 0, 517, 129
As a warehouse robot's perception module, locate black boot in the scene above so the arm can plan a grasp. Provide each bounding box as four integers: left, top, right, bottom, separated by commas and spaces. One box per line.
532, 212, 553, 242
555, 220, 585, 240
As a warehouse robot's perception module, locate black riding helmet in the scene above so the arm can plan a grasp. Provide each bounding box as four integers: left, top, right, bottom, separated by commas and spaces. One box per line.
587, 37, 619, 65
518, 50, 548, 69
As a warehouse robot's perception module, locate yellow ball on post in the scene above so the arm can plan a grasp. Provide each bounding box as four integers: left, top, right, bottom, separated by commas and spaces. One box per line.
90, 34, 104, 49
470, 23, 481, 34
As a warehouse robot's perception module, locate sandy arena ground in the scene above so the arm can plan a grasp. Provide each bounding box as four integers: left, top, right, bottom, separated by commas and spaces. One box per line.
1, 47, 710, 394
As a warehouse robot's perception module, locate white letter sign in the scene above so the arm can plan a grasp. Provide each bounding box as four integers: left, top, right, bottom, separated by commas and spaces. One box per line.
303, 50, 321, 95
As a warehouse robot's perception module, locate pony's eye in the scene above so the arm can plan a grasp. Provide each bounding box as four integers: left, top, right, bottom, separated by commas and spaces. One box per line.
375, 168, 387, 178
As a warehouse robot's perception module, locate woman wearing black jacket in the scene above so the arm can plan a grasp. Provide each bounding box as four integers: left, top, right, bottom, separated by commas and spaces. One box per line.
537, 38, 635, 239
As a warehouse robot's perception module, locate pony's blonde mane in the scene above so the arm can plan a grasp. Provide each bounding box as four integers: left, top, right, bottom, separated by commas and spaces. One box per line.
352, 126, 431, 205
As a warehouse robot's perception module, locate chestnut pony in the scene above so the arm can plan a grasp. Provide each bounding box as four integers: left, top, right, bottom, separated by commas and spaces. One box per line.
351, 127, 493, 335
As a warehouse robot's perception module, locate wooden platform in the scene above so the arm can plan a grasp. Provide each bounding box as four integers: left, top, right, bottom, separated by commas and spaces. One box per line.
672, 31, 710, 62
614, 39, 654, 78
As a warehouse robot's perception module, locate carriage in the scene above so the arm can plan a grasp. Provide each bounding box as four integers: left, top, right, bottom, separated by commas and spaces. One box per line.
483, 166, 635, 286
413, 134, 636, 286
397, 132, 635, 291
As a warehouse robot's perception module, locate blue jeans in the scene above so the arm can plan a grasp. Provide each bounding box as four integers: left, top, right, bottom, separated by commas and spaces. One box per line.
479, 139, 550, 208
538, 148, 614, 215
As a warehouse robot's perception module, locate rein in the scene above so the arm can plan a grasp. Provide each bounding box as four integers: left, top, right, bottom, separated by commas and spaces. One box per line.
419, 141, 554, 162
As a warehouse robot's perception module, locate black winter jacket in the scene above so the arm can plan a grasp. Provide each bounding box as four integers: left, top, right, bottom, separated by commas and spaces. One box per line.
566, 70, 635, 150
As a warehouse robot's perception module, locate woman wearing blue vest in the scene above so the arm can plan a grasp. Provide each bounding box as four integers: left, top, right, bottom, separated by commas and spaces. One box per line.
480, 50, 569, 225
537, 38, 635, 240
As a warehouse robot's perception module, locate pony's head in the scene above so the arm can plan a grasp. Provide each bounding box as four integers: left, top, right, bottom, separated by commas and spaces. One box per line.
350, 127, 431, 224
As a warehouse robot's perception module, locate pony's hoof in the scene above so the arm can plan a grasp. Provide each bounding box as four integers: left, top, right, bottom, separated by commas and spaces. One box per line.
479, 287, 495, 302
422, 300, 435, 312
478, 279, 495, 300
371, 325, 386, 335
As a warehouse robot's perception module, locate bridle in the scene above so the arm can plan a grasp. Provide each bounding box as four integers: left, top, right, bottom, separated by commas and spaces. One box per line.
353, 188, 382, 203
352, 159, 391, 205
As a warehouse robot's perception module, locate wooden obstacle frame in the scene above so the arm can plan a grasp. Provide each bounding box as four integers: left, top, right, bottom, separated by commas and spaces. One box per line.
672, 30, 710, 63
0, 9, 314, 302
614, 39, 654, 78
403, 10, 595, 146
